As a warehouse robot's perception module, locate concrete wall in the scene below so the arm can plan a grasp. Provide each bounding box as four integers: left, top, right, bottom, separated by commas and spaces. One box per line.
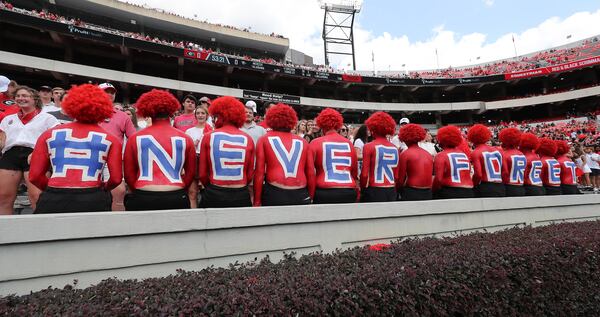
1, 195, 599, 296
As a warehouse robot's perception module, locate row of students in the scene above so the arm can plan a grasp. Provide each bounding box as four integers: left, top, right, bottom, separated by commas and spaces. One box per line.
27, 85, 580, 213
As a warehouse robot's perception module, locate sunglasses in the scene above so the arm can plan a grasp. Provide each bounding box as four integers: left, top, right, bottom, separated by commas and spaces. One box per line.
340, 129, 347, 132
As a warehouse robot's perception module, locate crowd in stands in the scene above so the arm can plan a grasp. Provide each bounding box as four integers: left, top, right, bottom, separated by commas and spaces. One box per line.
0, 74, 599, 215
3, 2, 599, 80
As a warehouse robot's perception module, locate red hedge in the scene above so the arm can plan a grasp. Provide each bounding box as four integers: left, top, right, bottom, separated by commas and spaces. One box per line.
3, 221, 600, 316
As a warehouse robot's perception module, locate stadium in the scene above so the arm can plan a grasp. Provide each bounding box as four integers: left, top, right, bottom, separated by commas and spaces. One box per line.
1, 0, 600, 314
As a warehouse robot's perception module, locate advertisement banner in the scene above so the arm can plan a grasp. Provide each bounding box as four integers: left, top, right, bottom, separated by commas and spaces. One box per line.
243, 90, 301, 105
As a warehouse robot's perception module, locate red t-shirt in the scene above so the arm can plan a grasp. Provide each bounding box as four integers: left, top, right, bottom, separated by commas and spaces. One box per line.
173, 113, 198, 132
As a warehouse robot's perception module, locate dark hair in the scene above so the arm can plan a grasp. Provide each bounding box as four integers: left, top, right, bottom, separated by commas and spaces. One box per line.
353, 124, 369, 145
182, 94, 197, 104
123, 106, 138, 128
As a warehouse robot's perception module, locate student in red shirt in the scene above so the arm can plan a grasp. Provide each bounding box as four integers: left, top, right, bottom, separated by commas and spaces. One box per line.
555, 140, 580, 195
173, 94, 198, 132
309, 108, 358, 204
519, 132, 545, 196
359, 111, 399, 202
123, 90, 196, 211
396, 123, 433, 201
198, 96, 254, 208
537, 138, 561, 195
30, 84, 122, 213
254, 103, 314, 206
433, 125, 474, 199
499, 128, 526, 197
468, 124, 505, 197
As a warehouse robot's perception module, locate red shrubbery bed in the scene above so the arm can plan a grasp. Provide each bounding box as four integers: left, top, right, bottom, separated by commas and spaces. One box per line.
3, 221, 600, 316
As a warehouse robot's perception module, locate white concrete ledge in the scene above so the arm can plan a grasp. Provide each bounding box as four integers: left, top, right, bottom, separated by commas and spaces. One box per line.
1, 195, 599, 295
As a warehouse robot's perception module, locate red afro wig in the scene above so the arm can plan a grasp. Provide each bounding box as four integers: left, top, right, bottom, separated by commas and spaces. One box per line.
208, 96, 246, 128
536, 138, 558, 157
519, 133, 540, 151
316, 108, 343, 132
498, 128, 522, 149
399, 124, 426, 145
365, 111, 395, 137
437, 125, 463, 149
266, 103, 297, 132
62, 84, 113, 123
467, 124, 492, 145
135, 89, 180, 118
554, 140, 570, 156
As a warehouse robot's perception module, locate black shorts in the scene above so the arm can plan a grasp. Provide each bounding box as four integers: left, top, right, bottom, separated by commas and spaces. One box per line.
262, 183, 311, 206
313, 187, 357, 204
125, 189, 190, 211
361, 186, 397, 203
0, 146, 32, 171
35, 187, 111, 214
504, 184, 525, 197
400, 187, 432, 201
591, 169, 600, 176
435, 186, 474, 199
200, 184, 251, 208
524, 185, 546, 196
544, 186, 562, 195
561, 184, 581, 195
475, 182, 506, 197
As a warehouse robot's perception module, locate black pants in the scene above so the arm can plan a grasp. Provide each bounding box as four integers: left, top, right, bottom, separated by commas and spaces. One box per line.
544, 186, 562, 195
262, 183, 311, 206
561, 184, 581, 195
35, 187, 111, 214
436, 187, 475, 199
125, 189, 190, 211
475, 182, 506, 197
361, 187, 397, 202
313, 188, 357, 204
400, 187, 433, 201
200, 184, 251, 208
524, 185, 546, 196
505, 184, 525, 197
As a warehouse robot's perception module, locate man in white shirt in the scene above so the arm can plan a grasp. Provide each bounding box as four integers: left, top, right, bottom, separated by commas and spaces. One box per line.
585, 146, 600, 192
39, 86, 60, 113
391, 117, 410, 151
240, 100, 266, 146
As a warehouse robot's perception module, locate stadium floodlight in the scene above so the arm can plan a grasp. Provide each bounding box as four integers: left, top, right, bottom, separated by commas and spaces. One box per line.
320, 0, 362, 70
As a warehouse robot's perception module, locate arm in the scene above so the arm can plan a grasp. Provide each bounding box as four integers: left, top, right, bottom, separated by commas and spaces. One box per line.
245, 139, 255, 185
123, 136, 137, 190
198, 134, 210, 187
305, 142, 316, 200
106, 138, 123, 191
123, 116, 137, 138
28, 133, 51, 190
182, 136, 197, 189
471, 152, 482, 185
433, 155, 445, 191
396, 151, 407, 191
253, 139, 266, 207
359, 144, 371, 189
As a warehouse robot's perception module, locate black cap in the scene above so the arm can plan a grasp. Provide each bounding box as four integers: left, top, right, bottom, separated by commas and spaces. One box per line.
39, 85, 52, 92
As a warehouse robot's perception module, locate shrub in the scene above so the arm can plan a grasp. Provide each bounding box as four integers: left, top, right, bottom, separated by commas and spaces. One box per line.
2, 221, 600, 316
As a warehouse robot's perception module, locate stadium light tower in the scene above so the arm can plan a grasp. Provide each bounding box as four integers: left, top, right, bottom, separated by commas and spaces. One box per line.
320, 0, 362, 71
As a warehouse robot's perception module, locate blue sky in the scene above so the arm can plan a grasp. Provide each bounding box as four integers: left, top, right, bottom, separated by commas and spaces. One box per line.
358, 0, 600, 44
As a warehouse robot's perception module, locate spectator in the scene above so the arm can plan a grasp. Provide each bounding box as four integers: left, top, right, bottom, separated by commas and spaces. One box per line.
173, 94, 197, 132
0, 76, 18, 122
122, 106, 140, 130
296, 119, 307, 138
586, 146, 600, 192
353, 124, 369, 161
185, 105, 213, 208
98, 82, 136, 211
39, 86, 59, 113
397, 123, 434, 201
392, 118, 410, 150
51, 87, 65, 106
7, 80, 18, 99
241, 100, 266, 146
47, 92, 73, 124
0, 86, 59, 214
29, 84, 122, 213
123, 90, 196, 211
258, 101, 276, 129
